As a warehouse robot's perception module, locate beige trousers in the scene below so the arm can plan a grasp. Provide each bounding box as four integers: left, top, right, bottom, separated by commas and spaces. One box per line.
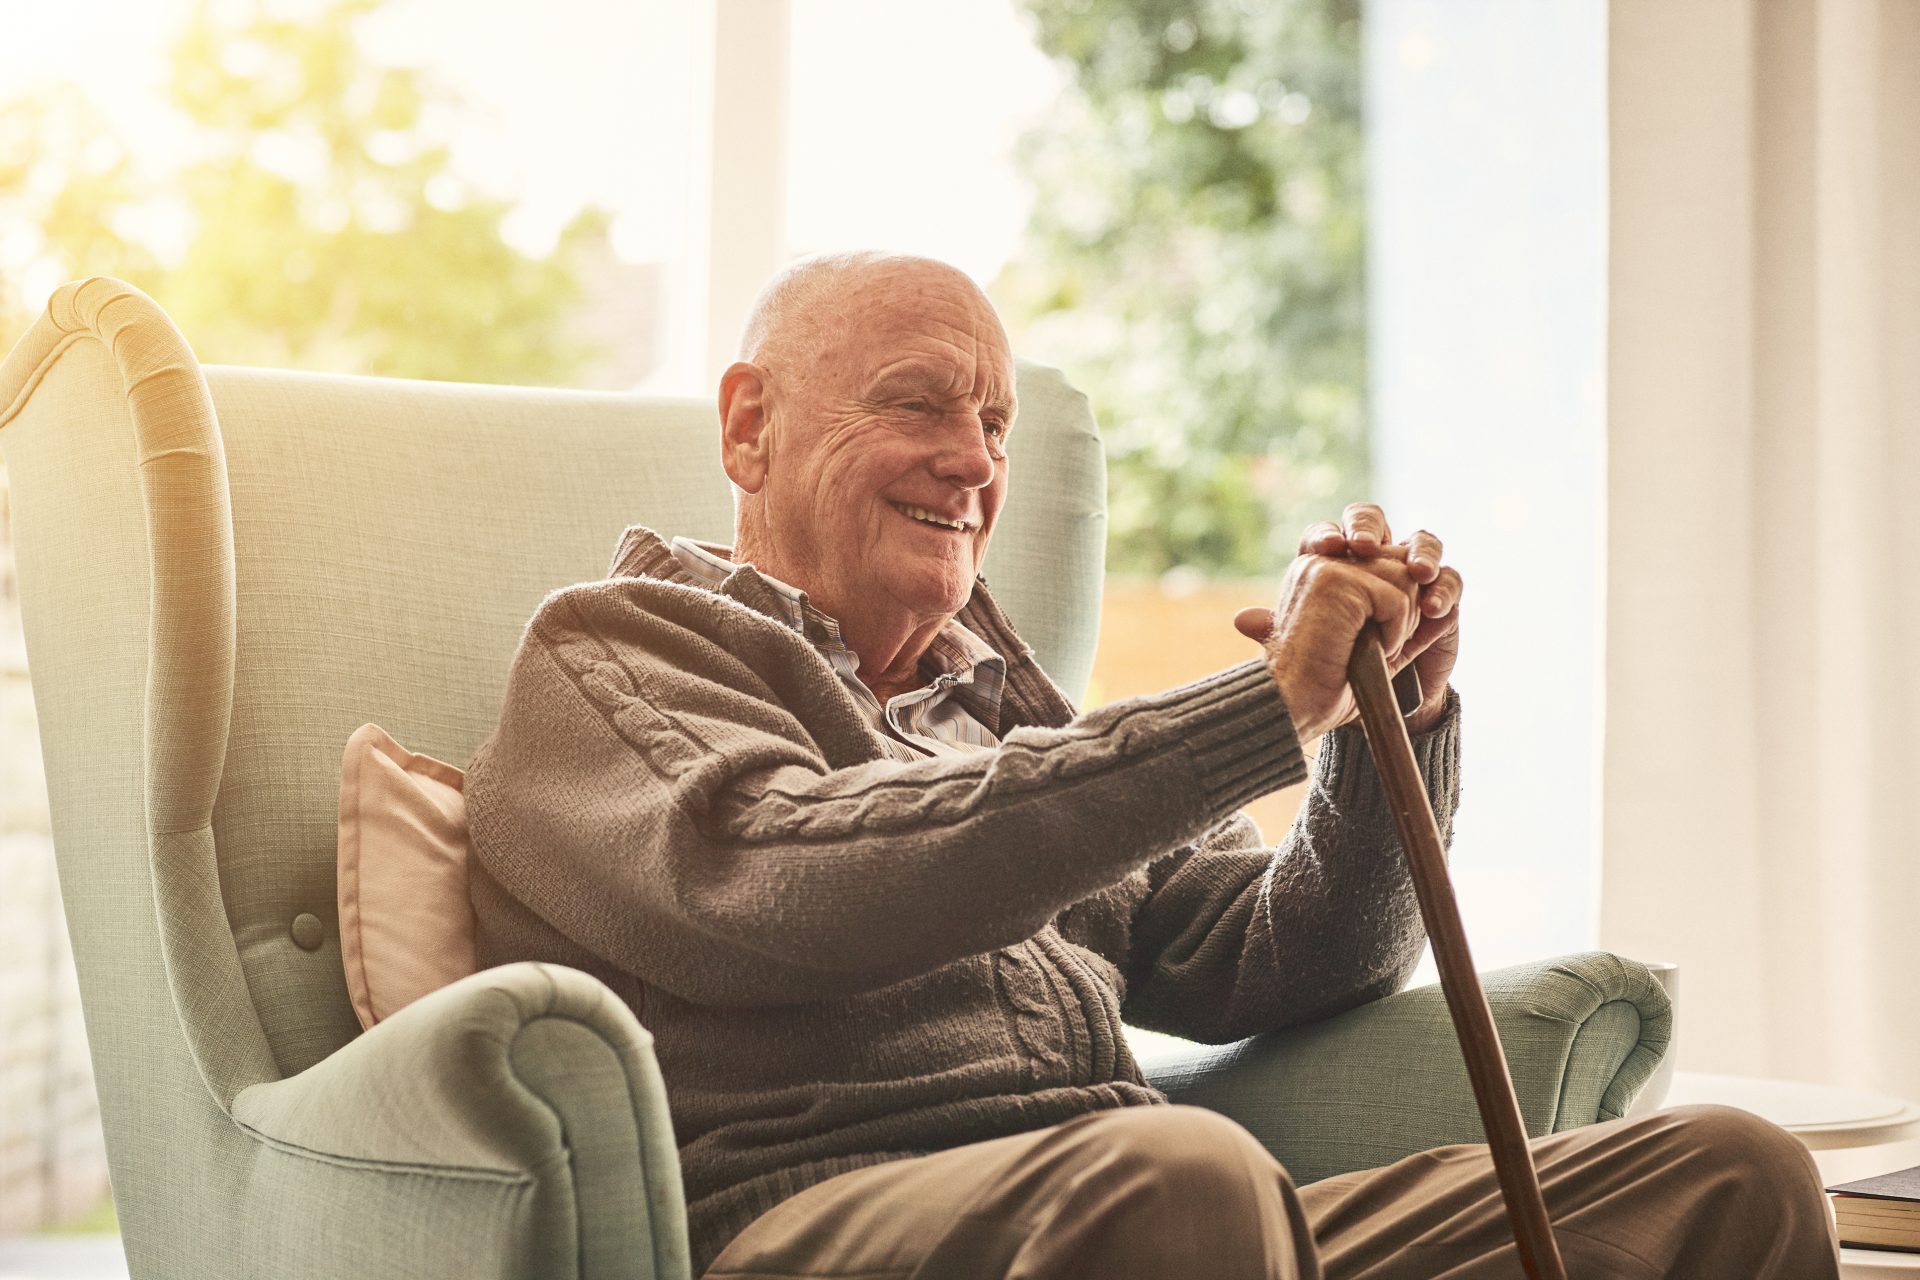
702, 1103, 1841, 1279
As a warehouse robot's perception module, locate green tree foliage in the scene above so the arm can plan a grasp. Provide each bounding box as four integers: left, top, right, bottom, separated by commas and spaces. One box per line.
997, 0, 1367, 577
0, 89, 160, 342
0, 0, 597, 384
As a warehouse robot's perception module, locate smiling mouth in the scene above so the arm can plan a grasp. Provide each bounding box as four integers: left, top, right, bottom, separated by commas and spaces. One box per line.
890, 501, 974, 533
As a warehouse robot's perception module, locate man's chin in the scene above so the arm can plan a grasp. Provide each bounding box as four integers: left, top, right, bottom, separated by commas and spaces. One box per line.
885, 569, 975, 619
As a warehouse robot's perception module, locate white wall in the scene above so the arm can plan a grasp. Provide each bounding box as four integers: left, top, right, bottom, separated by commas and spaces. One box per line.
1364, 0, 1607, 972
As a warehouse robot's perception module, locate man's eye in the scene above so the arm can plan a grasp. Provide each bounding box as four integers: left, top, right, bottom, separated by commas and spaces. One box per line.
984, 420, 1007, 438
902, 399, 929, 413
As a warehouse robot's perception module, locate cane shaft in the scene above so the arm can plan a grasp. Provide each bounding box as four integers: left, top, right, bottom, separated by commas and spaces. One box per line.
1346, 627, 1569, 1280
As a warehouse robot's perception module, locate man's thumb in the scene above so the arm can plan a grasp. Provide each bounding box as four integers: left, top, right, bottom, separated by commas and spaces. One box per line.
1233, 606, 1276, 643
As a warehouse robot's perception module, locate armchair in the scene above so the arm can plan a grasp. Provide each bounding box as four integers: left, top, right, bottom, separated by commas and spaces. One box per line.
0, 278, 1669, 1279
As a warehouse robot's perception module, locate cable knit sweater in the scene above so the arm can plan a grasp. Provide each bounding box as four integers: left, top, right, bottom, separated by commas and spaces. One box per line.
465, 524, 1462, 1275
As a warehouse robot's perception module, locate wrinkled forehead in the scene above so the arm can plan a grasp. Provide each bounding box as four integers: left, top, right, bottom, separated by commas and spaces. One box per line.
826, 266, 1016, 402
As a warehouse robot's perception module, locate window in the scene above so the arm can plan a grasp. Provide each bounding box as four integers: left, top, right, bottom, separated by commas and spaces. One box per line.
1366, 0, 1606, 976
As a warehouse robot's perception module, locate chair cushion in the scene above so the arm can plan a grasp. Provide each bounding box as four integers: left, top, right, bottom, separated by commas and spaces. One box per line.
336, 723, 476, 1029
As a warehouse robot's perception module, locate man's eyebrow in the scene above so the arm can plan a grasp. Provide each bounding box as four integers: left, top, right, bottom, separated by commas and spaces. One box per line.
869, 364, 1015, 416
869, 366, 945, 395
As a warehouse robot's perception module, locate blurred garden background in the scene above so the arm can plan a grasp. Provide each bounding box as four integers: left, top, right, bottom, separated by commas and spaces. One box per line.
0, 0, 1604, 1266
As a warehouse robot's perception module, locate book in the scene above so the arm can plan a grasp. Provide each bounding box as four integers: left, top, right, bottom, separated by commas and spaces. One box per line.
1829, 1164, 1920, 1253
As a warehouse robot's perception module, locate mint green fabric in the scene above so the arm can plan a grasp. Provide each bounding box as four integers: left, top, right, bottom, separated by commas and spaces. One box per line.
0, 277, 1663, 1279
230, 961, 689, 1278
973, 361, 1106, 702
1135, 950, 1674, 1185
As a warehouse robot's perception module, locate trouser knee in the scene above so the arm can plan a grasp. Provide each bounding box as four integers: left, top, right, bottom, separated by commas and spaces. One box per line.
1111, 1103, 1287, 1209
1664, 1104, 1821, 1197
1659, 1104, 1838, 1271
1027, 1105, 1304, 1278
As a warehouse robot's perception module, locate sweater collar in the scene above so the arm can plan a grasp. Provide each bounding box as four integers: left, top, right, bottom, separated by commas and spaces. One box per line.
664, 534, 841, 649
667, 535, 1009, 729
606, 523, 1077, 734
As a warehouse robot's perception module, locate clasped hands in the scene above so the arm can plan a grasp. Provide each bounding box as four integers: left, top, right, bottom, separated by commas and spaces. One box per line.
1236, 503, 1462, 747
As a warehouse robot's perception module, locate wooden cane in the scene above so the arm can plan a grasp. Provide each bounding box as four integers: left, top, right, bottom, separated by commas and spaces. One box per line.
1346, 624, 1570, 1280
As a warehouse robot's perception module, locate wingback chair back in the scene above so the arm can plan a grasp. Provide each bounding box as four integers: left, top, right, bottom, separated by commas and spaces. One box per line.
0, 277, 1106, 1276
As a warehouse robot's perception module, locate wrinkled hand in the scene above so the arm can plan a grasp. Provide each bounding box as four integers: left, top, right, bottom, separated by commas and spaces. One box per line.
1234, 503, 1463, 745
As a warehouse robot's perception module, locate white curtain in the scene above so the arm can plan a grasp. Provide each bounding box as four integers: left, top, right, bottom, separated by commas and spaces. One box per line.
1602, 0, 1920, 1094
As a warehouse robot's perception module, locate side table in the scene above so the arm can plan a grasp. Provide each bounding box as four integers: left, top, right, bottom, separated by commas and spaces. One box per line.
1662, 1072, 1920, 1277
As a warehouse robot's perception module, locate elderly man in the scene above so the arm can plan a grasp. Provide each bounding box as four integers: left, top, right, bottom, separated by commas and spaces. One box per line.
466, 252, 1837, 1278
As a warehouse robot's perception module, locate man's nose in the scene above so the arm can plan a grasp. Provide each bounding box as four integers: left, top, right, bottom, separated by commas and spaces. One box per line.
931, 420, 997, 489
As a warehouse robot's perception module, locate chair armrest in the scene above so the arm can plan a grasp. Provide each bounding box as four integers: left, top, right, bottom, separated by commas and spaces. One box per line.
1135, 950, 1671, 1185
231, 961, 692, 1280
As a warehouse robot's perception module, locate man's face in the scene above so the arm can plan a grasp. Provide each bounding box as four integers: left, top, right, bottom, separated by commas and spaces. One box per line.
762, 265, 1016, 623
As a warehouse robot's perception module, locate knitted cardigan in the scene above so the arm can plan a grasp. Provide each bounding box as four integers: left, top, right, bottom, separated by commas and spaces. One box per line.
465, 524, 1462, 1274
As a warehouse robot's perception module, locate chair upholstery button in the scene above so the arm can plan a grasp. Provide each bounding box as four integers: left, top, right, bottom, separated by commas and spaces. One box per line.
291, 913, 324, 951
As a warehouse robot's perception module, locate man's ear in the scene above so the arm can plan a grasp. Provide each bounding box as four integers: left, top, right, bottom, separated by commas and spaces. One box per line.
718, 361, 773, 495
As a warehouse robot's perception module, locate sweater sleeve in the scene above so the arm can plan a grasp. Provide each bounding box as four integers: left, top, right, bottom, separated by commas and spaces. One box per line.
1120, 686, 1462, 1044
464, 584, 1308, 1008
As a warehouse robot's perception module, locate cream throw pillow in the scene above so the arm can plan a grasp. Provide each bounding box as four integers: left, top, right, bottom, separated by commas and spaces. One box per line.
337, 722, 477, 1029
